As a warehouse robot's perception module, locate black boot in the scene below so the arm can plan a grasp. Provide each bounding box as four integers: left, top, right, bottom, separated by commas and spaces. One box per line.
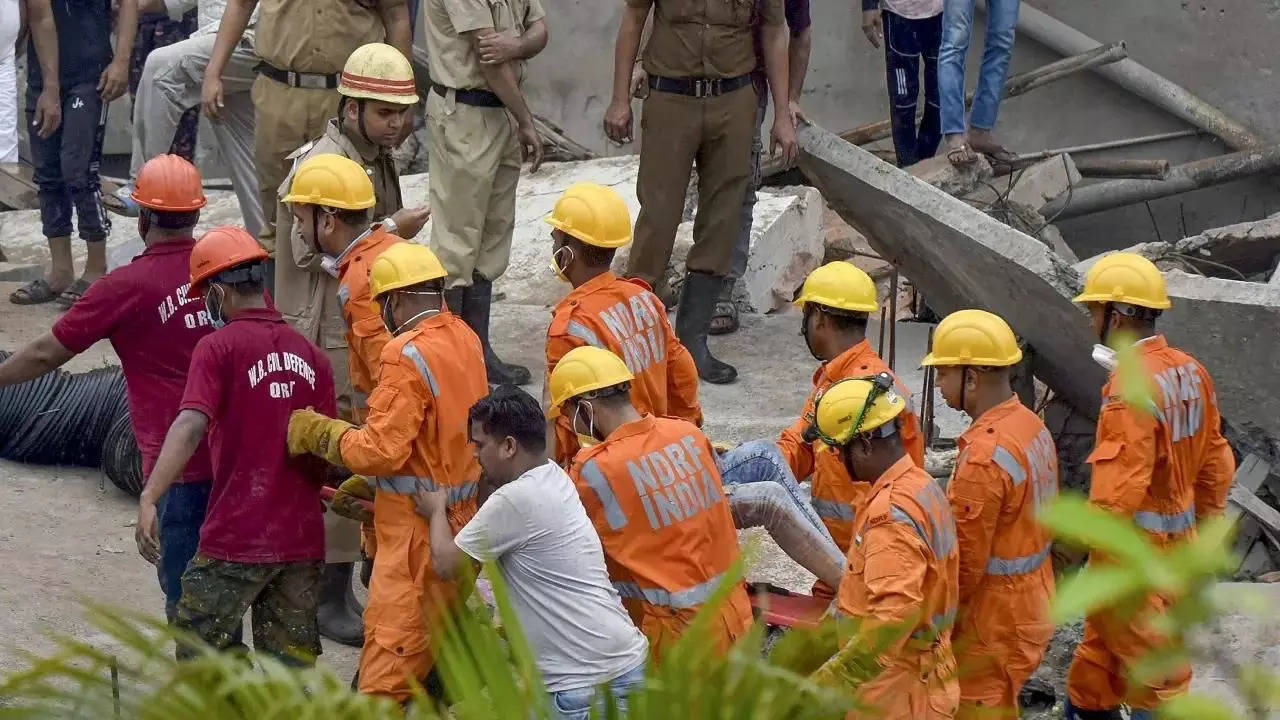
1064, 702, 1123, 720
676, 271, 738, 384
316, 562, 364, 647
461, 274, 531, 386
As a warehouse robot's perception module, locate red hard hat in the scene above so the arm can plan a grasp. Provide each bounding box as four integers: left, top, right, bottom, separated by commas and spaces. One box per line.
132, 154, 207, 211
189, 226, 268, 294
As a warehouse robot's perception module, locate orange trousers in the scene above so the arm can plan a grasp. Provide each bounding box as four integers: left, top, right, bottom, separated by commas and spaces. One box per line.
1067, 589, 1191, 711
623, 598, 750, 661
851, 643, 959, 720
954, 582, 1054, 719
357, 492, 457, 702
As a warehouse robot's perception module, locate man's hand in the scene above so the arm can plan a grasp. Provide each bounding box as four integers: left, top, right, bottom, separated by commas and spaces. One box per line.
861, 10, 883, 49
770, 114, 799, 165
32, 88, 61, 139
201, 73, 224, 119
136, 499, 161, 565
389, 205, 432, 239
412, 486, 449, 520
98, 60, 129, 102
629, 63, 648, 98
603, 99, 633, 145
518, 121, 543, 173
477, 30, 521, 65
788, 99, 807, 128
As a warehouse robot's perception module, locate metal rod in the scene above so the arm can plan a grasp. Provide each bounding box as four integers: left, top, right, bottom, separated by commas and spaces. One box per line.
877, 299, 888, 357
1013, 129, 1201, 163
1072, 157, 1170, 180
922, 326, 936, 449
887, 272, 899, 371
836, 42, 1128, 148
1042, 144, 1280, 219
1001, 2, 1263, 151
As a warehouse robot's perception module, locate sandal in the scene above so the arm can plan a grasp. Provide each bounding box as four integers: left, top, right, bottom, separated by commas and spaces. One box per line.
946, 142, 980, 166
8, 278, 61, 305
54, 277, 92, 310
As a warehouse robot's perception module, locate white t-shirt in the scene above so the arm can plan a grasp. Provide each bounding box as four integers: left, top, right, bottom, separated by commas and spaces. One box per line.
455, 460, 649, 692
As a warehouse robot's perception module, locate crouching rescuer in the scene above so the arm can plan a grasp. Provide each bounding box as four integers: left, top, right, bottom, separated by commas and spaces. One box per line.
809, 375, 960, 719
921, 310, 1058, 719
286, 243, 489, 702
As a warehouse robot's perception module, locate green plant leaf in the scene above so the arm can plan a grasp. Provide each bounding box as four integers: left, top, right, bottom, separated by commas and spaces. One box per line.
1050, 565, 1148, 622
1156, 691, 1242, 720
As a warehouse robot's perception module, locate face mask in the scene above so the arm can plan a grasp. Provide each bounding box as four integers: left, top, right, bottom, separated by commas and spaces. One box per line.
381, 292, 442, 336
571, 400, 598, 447
550, 245, 573, 283
1091, 344, 1117, 371
320, 255, 339, 278
205, 285, 228, 329
380, 297, 397, 335
801, 307, 822, 361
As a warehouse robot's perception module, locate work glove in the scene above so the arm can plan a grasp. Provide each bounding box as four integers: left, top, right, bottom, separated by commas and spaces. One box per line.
329, 475, 375, 523
287, 408, 354, 466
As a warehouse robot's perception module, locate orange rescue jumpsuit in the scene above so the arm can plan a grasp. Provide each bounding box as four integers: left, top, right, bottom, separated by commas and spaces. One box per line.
568, 414, 753, 658
336, 223, 402, 556
336, 312, 489, 702
777, 340, 925, 557
1067, 335, 1235, 711
817, 456, 960, 719
547, 272, 701, 464
948, 396, 1058, 719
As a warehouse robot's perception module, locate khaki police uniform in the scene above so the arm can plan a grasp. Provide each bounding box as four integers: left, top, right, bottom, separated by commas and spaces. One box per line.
275, 119, 403, 564
423, 0, 544, 288
251, 0, 404, 254
625, 0, 782, 287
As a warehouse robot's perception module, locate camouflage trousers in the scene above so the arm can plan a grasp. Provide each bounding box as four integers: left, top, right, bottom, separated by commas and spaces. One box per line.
130, 11, 199, 162
174, 554, 323, 667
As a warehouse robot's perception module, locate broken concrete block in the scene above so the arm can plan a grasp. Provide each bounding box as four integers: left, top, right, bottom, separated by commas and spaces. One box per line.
907, 153, 994, 197
992, 200, 1080, 263
1112, 214, 1280, 280
967, 154, 1080, 210
798, 123, 1105, 417
0, 262, 41, 282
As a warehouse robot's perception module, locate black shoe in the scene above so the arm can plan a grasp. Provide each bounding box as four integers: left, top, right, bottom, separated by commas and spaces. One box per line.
461, 274, 531, 386
1064, 702, 1123, 720
316, 562, 364, 647
359, 550, 373, 589
676, 271, 737, 384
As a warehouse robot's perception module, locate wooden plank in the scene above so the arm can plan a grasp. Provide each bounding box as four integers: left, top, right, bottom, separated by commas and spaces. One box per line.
1228, 483, 1280, 538
0, 163, 38, 211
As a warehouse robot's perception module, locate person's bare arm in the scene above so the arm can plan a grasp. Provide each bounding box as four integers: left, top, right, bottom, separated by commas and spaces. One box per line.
603, 4, 648, 144
471, 32, 543, 171
99, 0, 138, 101
379, 2, 413, 62
136, 410, 209, 564
24, 0, 61, 138
415, 489, 465, 580
788, 26, 811, 104
0, 333, 75, 388
761, 22, 797, 162
202, 0, 257, 118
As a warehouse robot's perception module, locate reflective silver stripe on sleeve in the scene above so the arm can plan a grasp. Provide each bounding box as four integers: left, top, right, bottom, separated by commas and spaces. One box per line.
613, 571, 725, 609
337, 283, 350, 308
581, 459, 628, 530
376, 475, 419, 494
985, 542, 1052, 576
401, 343, 439, 396
890, 505, 928, 548
812, 498, 854, 523
911, 607, 957, 640
1134, 505, 1196, 534
566, 320, 603, 348
992, 445, 1027, 487
380, 476, 477, 506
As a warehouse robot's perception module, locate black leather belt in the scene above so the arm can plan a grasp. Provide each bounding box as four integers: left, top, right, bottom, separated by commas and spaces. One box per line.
648, 74, 752, 98
430, 82, 504, 108
255, 63, 340, 90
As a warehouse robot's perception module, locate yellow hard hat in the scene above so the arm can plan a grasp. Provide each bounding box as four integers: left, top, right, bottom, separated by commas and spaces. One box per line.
814, 374, 906, 446
544, 183, 632, 248
1073, 252, 1170, 310
546, 346, 634, 418
283, 154, 376, 210
794, 261, 878, 314
338, 43, 419, 105
368, 243, 446, 301
921, 309, 1022, 367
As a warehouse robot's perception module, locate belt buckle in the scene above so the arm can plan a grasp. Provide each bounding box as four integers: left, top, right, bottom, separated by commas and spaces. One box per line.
295, 72, 328, 90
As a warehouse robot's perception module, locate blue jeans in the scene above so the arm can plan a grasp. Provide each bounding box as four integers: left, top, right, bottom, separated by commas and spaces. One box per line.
718, 440, 828, 537
937, 0, 1020, 136
156, 481, 211, 621
549, 660, 646, 720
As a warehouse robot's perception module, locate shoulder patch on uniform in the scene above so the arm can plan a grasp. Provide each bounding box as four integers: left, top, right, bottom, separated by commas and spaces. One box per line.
286, 139, 317, 161
961, 438, 996, 465
548, 303, 575, 337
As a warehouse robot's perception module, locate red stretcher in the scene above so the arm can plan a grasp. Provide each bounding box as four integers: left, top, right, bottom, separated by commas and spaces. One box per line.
746, 584, 829, 630
319, 485, 374, 513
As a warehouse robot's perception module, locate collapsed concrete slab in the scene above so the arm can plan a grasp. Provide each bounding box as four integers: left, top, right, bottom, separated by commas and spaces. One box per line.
797, 123, 1106, 417
1113, 214, 1280, 280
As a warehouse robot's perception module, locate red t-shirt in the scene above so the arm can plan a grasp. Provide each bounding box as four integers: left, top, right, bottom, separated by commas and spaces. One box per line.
51, 239, 215, 484
180, 308, 336, 563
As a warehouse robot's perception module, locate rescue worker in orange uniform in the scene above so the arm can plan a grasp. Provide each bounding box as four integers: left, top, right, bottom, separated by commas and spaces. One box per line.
1065, 253, 1235, 720
781, 262, 925, 567
544, 181, 701, 465
547, 346, 753, 657
809, 374, 960, 719
286, 243, 489, 702
283, 152, 406, 581
921, 310, 1058, 719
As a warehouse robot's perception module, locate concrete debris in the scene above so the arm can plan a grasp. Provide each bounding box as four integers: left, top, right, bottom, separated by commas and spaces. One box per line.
1113, 214, 1280, 280
969, 154, 1080, 210
907, 153, 994, 198
822, 205, 894, 278
797, 123, 1106, 418
0, 262, 41, 282
991, 200, 1080, 263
